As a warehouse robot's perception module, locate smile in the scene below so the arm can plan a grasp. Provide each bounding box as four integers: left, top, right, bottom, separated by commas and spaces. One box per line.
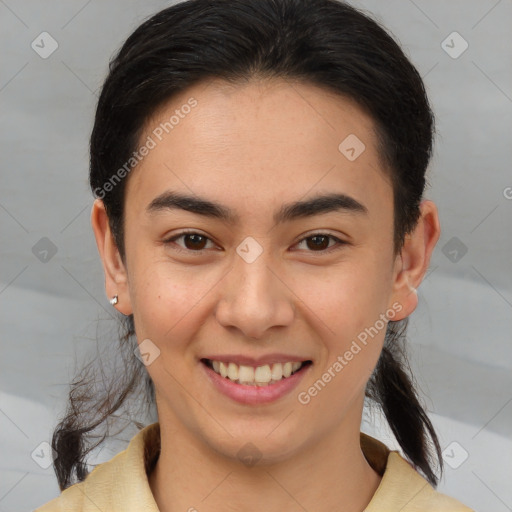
201, 357, 312, 405
202, 358, 312, 386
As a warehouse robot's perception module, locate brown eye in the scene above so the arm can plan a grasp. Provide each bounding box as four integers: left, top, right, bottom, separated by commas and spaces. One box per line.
306, 235, 330, 250
164, 231, 346, 255
164, 231, 214, 253
295, 233, 346, 253
182, 233, 208, 250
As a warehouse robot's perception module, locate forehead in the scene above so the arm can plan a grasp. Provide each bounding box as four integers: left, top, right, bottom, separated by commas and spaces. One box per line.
125, 77, 392, 222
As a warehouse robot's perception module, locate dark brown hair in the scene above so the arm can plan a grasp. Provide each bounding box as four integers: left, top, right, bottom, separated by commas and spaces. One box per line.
52, 0, 443, 491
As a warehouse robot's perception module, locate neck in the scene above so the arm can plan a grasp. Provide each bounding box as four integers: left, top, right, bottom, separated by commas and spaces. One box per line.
149, 402, 382, 512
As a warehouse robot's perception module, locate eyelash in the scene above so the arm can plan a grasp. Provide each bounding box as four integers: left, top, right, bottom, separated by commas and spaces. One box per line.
163, 230, 347, 255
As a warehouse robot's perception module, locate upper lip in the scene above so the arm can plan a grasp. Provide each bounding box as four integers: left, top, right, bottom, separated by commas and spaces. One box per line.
201, 354, 312, 366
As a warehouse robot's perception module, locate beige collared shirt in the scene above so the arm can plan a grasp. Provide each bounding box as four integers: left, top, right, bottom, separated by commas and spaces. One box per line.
35, 422, 474, 511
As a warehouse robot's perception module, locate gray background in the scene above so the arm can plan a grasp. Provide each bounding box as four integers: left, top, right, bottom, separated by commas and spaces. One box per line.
1, 1, 511, 510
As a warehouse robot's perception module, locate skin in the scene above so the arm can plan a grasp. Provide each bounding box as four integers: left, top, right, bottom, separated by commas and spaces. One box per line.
91, 78, 440, 512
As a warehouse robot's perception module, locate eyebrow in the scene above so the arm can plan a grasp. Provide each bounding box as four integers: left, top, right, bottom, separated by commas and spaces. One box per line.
146, 190, 368, 225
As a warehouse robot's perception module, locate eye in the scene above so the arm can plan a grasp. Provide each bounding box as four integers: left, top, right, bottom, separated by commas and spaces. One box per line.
163, 231, 216, 253
163, 230, 346, 255
294, 233, 346, 252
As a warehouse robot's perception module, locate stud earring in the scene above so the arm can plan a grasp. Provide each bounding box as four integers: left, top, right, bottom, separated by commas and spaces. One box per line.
109, 295, 119, 306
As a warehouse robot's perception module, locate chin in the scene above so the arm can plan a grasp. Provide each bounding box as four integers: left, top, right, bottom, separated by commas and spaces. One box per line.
202, 425, 306, 468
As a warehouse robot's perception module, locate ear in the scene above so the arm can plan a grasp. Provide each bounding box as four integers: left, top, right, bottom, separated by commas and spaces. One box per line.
388, 199, 440, 320
91, 198, 133, 315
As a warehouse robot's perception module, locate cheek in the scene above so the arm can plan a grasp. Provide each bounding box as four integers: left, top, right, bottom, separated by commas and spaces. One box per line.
128, 256, 221, 343
298, 258, 389, 332
300, 270, 388, 412
296, 258, 390, 382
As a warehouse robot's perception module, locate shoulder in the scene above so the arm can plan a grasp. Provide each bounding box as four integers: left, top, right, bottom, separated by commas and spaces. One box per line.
34, 423, 160, 512
372, 451, 474, 511
33, 454, 122, 512
33, 481, 85, 511
33, 446, 132, 512
360, 433, 474, 512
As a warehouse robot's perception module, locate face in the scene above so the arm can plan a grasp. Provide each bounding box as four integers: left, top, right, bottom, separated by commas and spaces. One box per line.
95, 78, 424, 463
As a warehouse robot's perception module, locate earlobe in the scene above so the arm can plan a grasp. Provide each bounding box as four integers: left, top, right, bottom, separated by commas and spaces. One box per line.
90, 199, 133, 315
388, 199, 440, 320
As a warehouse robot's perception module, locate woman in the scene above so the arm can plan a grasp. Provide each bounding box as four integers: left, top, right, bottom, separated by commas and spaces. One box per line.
36, 0, 474, 510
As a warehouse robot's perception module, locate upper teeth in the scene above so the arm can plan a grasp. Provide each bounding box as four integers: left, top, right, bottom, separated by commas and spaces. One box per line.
210, 360, 303, 386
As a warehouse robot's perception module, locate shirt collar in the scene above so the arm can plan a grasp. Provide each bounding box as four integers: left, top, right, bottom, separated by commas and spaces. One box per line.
79, 422, 434, 511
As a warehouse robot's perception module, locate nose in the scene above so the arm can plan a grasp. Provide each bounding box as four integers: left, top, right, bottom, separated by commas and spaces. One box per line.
214, 248, 295, 340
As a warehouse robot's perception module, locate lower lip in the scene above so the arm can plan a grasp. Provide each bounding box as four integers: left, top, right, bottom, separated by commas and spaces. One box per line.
201, 361, 311, 405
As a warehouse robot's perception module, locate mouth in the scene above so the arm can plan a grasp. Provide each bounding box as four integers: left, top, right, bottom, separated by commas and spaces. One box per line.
200, 357, 313, 405
201, 358, 312, 386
